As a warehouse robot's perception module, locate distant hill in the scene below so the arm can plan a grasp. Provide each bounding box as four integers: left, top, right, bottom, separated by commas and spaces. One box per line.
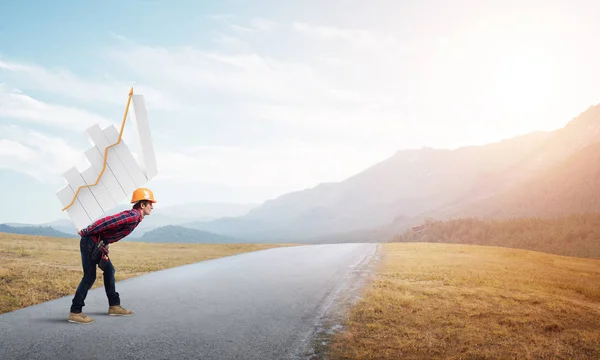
133, 225, 241, 244
39, 219, 79, 236
0, 224, 77, 238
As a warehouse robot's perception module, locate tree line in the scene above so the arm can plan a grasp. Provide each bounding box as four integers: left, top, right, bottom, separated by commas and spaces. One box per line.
392, 213, 600, 260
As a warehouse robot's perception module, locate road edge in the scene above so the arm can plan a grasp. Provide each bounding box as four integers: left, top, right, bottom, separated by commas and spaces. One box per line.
291, 242, 382, 359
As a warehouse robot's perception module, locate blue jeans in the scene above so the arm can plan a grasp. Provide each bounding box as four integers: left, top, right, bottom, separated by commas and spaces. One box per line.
70, 236, 120, 313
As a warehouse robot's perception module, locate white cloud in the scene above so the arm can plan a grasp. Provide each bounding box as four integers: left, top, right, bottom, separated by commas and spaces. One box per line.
239, 100, 414, 143
107, 42, 325, 103
105, 34, 418, 143
0, 19, 423, 201
291, 22, 399, 50
292, 22, 365, 41
212, 34, 249, 50
230, 24, 253, 33
0, 19, 430, 207
0, 139, 37, 161
3, 20, 417, 147
0, 86, 113, 131
0, 59, 179, 111
207, 14, 235, 21
249, 18, 277, 31
0, 125, 85, 182
155, 142, 392, 192
0, 87, 145, 186
0, 59, 125, 104
207, 14, 277, 32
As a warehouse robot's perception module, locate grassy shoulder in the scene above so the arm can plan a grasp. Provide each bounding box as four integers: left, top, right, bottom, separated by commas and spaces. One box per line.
325, 242, 600, 360
0, 232, 296, 315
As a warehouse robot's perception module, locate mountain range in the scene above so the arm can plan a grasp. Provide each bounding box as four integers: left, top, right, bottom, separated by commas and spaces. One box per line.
179, 104, 600, 243
3, 103, 600, 244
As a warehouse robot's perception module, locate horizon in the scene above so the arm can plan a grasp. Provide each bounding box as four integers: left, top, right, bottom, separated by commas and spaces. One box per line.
2, 0, 600, 224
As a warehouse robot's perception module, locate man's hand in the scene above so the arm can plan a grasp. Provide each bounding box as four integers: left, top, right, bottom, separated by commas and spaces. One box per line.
77, 229, 83, 236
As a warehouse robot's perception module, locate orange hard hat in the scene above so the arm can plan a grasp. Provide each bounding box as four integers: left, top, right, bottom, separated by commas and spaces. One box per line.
131, 188, 157, 204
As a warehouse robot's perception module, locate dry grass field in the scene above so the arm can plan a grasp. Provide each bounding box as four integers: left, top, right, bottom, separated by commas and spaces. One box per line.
5, 232, 600, 359
0, 232, 294, 314
325, 242, 600, 360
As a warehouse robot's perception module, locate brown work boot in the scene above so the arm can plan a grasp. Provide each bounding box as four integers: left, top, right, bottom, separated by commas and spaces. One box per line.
68, 312, 94, 324
108, 305, 134, 316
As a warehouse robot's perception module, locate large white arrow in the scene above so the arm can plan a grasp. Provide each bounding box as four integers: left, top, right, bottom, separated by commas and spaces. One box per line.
55, 88, 158, 231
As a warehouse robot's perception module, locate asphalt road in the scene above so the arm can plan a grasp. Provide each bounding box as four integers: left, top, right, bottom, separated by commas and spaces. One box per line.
0, 243, 379, 360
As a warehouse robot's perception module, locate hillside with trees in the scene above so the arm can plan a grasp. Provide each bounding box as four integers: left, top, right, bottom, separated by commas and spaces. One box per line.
433, 138, 600, 220
393, 214, 600, 260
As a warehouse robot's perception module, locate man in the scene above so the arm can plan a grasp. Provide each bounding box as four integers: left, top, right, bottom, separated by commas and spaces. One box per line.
68, 187, 156, 324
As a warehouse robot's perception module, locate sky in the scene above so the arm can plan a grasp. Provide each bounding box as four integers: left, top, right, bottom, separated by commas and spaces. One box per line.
1, 0, 600, 224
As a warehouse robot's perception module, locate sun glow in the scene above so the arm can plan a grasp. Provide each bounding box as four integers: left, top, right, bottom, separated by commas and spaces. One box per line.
419, 15, 587, 147
493, 50, 557, 112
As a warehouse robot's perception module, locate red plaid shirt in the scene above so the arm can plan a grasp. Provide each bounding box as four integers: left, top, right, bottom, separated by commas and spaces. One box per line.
80, 209, 143, 244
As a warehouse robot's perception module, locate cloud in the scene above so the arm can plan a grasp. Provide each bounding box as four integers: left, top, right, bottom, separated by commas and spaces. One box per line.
105, 33, 416, 143
0, 59, 179, 111
0, 18, 420, 202
249, 18, 277, 31
0, 125, 85, 182
208, 14, 277, 32
212, 34, 250, 50
0, 86, 113, 131
207, 14, 236, 21
238, 97, 415, 143
107, 42, 324, 104
0, 87, 145, 185
0, 59, 126, 104
155, 141, 392, 193
230, 24, 254, 33
291, 22, 399, 50
292, 22, 365, 41
0, 138, 37, 161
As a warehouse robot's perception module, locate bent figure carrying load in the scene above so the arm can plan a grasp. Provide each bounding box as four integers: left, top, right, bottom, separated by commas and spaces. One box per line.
68, 188, 156, 324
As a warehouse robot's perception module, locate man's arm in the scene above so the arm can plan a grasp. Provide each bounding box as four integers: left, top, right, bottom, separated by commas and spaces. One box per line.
80, 211, 140, 236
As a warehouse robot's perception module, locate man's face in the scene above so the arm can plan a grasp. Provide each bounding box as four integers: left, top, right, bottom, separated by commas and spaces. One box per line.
141, 202, 153, 216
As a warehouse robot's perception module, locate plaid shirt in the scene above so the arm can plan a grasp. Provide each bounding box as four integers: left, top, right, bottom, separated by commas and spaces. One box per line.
80, 209, 143, 244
